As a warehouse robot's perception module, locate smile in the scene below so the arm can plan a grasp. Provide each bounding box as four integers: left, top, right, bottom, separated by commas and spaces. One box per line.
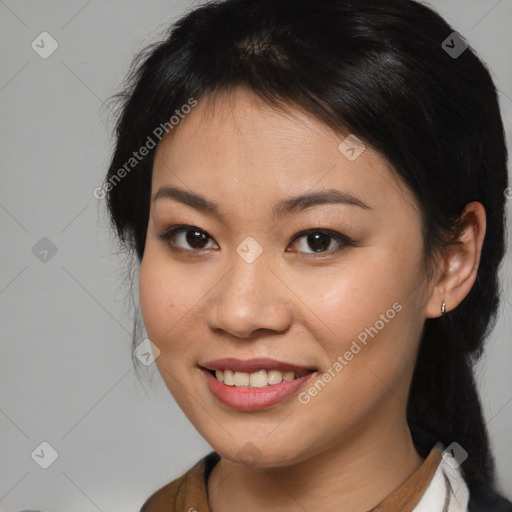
212, 368, 311, 387
200, 358, 317, 410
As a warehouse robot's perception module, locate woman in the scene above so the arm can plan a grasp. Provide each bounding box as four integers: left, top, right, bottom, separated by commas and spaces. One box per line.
104, 0, 512, 510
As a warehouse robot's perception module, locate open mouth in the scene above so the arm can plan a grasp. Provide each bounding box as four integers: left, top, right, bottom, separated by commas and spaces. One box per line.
203, 368, 316, 388
200, 360, 318, 410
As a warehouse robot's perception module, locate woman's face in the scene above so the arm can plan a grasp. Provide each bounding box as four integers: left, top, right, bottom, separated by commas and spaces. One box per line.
139, 89, 432, 467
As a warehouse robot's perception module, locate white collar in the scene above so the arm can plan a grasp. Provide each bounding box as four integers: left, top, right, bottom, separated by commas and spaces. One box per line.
412, 444, 470, 512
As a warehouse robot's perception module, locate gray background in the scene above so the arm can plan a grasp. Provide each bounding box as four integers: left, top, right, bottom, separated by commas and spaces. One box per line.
0, 0, 511, 510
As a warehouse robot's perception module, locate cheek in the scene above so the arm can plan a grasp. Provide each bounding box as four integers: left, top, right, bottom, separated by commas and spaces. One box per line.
138, 251, 192, 353
289, 249, 425, 409
138, 248, 216, 373
138, 253, 198, 401
292, 253, 421, 350
139, 256, 168, 340
139, 249, 195, 337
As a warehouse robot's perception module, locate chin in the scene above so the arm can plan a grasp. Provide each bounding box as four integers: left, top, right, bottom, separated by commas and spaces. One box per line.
208, 435, 317, 469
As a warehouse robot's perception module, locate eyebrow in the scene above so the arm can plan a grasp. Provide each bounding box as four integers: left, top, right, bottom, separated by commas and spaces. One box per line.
153, 186, 371, 222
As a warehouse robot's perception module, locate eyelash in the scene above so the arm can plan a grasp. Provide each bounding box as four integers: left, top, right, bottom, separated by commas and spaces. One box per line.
158, 224, 356, 257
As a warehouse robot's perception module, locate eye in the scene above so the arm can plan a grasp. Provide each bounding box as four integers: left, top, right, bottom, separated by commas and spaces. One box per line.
287, 229, 353, 255
158, 225, 354, 256
158, 225, 218, 251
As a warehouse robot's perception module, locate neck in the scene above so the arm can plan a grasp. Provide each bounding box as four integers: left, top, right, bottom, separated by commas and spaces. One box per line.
207, 412, 424, 512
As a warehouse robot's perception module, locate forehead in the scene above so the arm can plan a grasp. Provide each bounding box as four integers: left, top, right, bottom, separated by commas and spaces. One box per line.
151, 89, 417, 218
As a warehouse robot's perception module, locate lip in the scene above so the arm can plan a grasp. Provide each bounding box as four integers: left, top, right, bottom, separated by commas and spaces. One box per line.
200, 359, 317, 411
201, 357, 315, 373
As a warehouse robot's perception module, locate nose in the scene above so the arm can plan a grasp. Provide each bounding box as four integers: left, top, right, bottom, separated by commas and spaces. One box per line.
204, 252, 293, 339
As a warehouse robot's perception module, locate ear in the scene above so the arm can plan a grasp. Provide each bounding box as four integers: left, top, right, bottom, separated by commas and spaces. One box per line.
425, 201, 486, 318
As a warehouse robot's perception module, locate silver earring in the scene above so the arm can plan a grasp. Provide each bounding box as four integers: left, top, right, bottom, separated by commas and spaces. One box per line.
441, 301, 446, 315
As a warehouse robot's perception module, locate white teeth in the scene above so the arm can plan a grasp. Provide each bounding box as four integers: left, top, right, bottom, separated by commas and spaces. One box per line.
283, 371, 295, 382
249, 370, 267, 388
234, 371, 250, 387
267, 370, 283, 385
213, 369, 307, 387
223, 370, 235, 386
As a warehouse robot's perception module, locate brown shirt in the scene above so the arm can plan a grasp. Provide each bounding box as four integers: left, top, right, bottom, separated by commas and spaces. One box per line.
140, 446, 442, 512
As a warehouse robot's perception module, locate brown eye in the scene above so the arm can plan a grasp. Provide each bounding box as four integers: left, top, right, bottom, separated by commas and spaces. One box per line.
158, 225, 218, 251
184, 229, 210, 249
303, 232, 332, 252
288, 229, 353, 255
